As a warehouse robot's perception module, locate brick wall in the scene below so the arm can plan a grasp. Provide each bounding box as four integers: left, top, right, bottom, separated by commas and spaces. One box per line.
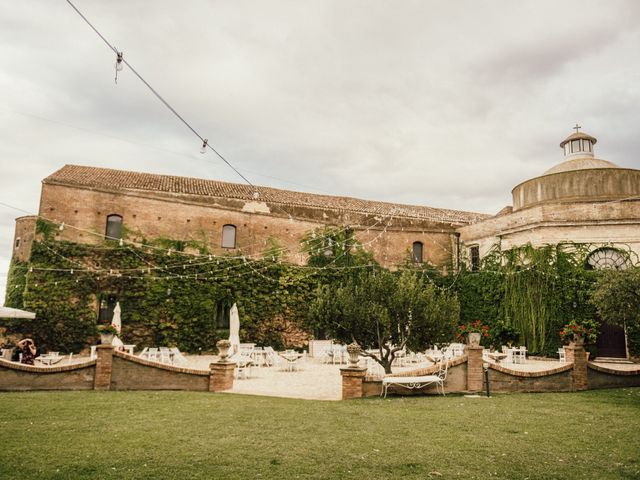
109, 353, 210, 391
12, 216, 37, 263
0, 358, 96, 390
33, 183, 458, 269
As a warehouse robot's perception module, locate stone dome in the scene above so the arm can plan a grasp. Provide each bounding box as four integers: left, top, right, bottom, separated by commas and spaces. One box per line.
511, 129, 640, 211
544, 157, 620, 175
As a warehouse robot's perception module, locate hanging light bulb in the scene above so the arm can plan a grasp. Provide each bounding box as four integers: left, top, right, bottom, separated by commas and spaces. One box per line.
119, 238, 124, 246
114, 51, 124, 83
59, 222, 65, 231
200, 139, 208, 154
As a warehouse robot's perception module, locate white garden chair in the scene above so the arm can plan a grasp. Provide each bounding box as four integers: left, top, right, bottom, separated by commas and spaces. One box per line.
235, 353, 253, 379
558, 347, 566, 362
170, 347, 188, 365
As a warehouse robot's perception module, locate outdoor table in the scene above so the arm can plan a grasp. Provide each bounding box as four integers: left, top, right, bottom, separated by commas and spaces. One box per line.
123, 345, 136, 355
37, 353, 61, 365
488, 352, 507, 364
279, 352, 303, 372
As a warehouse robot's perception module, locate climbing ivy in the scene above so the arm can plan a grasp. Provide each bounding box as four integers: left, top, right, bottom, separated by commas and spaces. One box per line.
3, 240, 337, 353
3, 237, 636, 358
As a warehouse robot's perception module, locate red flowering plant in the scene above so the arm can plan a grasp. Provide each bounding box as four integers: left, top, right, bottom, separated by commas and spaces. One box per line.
559, 319, 598, 345
455, 320, 490, 341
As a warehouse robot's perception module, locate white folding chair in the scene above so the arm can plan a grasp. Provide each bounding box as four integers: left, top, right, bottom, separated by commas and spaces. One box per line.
147, 347, 159, 362
558, 348, 566, 362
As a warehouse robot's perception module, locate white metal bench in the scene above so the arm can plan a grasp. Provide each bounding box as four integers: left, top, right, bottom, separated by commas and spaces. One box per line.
381, 359, 449, 398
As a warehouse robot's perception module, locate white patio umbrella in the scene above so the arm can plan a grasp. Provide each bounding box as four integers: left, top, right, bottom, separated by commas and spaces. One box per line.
229, 303, 240, 356
0, 306, 36, 319
111, 302, 124, 348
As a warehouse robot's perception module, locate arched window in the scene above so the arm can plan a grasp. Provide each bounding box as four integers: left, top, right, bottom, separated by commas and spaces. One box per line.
585, 248, 631, 270
105, 214, 122, 240
222, 224, 237, 249
469, 246, 480, 272
412, 241, 423, 263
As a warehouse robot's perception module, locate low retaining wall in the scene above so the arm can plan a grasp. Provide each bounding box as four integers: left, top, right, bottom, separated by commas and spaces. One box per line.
587, 363, 640, 389
110, 352, 210, 391
0, 358, 96, 391
486, 363, 573, 393
0, 347, 235, 393
345, 344, 640, 399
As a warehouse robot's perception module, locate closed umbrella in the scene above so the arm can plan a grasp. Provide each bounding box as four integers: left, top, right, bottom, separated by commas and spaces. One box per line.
0, 306, 36, 319
111, 302, 123, 348
229, 303, 240, 357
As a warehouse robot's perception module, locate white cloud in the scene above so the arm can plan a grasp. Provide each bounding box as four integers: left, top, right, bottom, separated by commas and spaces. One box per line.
1, 0, 640, 302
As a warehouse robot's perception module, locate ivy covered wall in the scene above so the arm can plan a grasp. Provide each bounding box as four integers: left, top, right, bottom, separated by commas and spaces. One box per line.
4, 240, 343, 353
4, 238, 638, 358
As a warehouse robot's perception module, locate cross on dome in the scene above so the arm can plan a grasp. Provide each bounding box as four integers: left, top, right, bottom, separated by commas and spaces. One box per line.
573, 123, 581, 133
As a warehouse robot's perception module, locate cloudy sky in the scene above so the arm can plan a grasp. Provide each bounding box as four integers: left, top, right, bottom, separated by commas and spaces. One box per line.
1, 0, 639, 303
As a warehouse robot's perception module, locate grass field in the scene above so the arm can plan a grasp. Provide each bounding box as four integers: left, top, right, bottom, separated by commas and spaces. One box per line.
0, 388, 638, 479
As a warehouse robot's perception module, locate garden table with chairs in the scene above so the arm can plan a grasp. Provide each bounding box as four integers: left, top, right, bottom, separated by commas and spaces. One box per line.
279, 351, 303, 372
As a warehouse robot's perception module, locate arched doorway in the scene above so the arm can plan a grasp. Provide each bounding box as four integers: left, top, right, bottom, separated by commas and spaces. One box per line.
586, 248, 630, 359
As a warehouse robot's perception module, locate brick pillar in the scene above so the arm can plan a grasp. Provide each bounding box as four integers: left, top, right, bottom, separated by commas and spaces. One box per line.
209, 362, 235, 392
466, 345, 484, 393
340, 367, 367, 400
565, 344, 588, 391
94, 345, 114, 390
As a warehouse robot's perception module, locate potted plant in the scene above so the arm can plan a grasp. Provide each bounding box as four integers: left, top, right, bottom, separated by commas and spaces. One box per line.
456, 320, 490, 346
559, 319, 598, 346
97, 324, 118, 344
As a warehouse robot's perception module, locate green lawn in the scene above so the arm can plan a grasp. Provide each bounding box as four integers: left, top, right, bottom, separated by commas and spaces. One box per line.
0, 389, 638, 479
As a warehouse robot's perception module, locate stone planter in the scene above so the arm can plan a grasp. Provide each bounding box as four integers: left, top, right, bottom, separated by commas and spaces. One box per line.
346, 342, 361, 367
99, 333, 114, 345
216, 339, 231, 360
467, 332, 481, 346
572, 334, 585, 346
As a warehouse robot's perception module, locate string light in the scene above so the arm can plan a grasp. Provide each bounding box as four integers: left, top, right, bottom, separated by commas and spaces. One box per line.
200, 139, 208, 154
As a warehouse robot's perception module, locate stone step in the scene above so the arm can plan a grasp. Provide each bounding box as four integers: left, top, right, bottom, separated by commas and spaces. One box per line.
593, 357, 634, 364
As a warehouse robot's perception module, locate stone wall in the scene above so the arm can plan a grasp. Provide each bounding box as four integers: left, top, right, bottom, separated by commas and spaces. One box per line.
457, 200, 640, 263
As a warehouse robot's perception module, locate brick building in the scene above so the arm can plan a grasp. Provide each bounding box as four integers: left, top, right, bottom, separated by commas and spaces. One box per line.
12, 164, 487, 269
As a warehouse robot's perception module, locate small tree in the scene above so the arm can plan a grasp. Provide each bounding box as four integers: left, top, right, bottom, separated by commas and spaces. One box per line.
308, 269, 459, 373
300, 226, 376, 268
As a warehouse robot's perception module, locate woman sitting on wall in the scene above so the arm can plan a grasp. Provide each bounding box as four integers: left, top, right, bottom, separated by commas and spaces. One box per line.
16, 338, 37, 365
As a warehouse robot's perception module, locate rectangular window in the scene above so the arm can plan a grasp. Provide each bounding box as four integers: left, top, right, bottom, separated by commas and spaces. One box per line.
14, 237, 21, 249
470, 246, 480, 272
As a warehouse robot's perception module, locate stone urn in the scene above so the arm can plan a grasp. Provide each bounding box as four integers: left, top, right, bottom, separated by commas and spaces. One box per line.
99, 333, 114, 345
216, 339, 232, 360
571, 334, 585, 346
346, 342, 361, 367
467, 332, 481, 346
